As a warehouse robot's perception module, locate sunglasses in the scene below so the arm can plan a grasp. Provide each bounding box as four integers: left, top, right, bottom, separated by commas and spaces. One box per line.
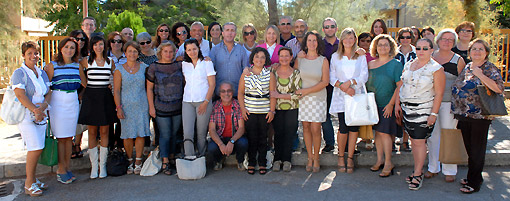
76, 37, 87, 42
139, 41, 151, 45
220, 89, 233, 93
323, 25, 336, 29
244, 31, 255, 36
110, 39, 123, 44
159, 29, 169, 33
416, 47, 430, 51
176, 30, 187, 36
280, 23, 291, 26
399, 36, 412, 40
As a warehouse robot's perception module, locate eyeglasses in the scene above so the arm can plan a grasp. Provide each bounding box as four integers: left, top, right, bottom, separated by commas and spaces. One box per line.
244, 31, 255, 36
280, 23, 291, 26
440, 38, 455, 43
76, 37, 87, 42
399, 36, 412, 40
459, 29, 473, 33
176, 30, 187, 36
220, 89, 233, 93
360, 39, 371, 43
471, 47, 485, 52
323, 25, 336, 29
110, 39, 123, 44
159, 29, 169, 33
139, 41, 151, 45
416, 47, 430, 51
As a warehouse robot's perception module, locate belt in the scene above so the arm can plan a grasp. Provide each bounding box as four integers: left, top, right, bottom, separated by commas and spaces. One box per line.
245, 93, 269, 98
402, 102, 420, 107
53, 89, 77, 93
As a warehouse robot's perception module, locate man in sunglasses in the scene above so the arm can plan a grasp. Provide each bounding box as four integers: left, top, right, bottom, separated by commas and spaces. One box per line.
121, 28, 134, 42
176, 21, 211, 59
285, 19, 308, 59
279, 16, 295, 46
81, 17, 96, 39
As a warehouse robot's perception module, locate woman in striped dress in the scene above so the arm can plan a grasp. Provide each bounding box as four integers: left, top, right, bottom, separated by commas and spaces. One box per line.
238, 47, 276, 175
44, 37, 82, 184
78, 35, 116, 179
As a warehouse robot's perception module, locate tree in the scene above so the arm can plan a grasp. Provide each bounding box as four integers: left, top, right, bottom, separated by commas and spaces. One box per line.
41, 0, 105, 35
103, 11, 147, 37
267, 0, 278, 26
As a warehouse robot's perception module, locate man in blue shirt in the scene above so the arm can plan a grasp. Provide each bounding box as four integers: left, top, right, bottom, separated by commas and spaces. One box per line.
279, 16, 295, 46
210, 22, 250, 100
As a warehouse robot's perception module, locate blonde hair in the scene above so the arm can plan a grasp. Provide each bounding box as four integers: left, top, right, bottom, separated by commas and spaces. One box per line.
265, 25, 280, 45
156, 41, 177, 61
242, 23, 257, 43
337, 28, 359, 60
370, 34, 398, 57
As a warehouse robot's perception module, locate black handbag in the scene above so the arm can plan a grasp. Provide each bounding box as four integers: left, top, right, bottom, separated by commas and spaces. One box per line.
106, 148, 130, 176
477, 85, 508, 116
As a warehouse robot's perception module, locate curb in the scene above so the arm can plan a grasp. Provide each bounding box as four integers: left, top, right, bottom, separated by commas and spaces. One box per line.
2, 150, 509, 178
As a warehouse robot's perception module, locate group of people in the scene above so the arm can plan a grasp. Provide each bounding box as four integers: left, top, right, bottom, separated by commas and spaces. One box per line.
11, 15, 504, 196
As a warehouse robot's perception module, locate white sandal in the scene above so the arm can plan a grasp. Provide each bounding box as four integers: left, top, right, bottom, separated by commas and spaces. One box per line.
134, 158, 143, 175
35, 178, 48, 189
25, 183, 42, 197
127, 158, 134, 174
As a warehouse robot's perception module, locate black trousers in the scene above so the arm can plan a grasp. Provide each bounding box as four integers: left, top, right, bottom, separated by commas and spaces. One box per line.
273, 109, 298, 162
108, 122, 122, 150
245, 113, 269, 167
457, 116, 492, 190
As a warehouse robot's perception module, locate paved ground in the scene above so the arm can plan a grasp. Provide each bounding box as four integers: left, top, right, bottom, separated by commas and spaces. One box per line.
4, 166, 510, 201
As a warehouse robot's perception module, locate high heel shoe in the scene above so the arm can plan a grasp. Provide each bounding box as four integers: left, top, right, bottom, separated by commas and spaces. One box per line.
379, 166, 395, 177
370, 162, 384, 172
338, 155, 346, 173
346, 157, 355, 174
305, 158, 313, 172
312, 158, 320, 173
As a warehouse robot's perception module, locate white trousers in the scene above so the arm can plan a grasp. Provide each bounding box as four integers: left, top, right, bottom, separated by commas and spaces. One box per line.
427, 102, 457, 175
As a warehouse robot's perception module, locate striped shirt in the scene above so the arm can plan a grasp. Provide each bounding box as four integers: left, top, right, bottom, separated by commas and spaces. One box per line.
85, 58, 113, 88
243, 67, 271, 114
50, 61, 81, 91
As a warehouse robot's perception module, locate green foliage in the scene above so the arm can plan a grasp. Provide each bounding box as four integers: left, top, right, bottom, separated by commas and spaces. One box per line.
41, 0, 105, 35
491, 0, 510, 16
210, 0, 268, 41
103, 11, 147, 37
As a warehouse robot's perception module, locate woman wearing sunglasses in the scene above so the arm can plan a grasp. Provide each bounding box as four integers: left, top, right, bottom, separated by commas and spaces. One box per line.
153, 24, 171, 48
136, 32, 158, 65
107, 32, 127, 67
171, 22, 190, 47
395, 38, 445, 190
241, 23, 258, 58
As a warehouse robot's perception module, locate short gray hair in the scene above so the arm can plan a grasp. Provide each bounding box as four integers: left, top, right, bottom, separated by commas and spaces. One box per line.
223, 22, 237, 32
435, 28, 458, 47
191, 21, 205, 30
136, 32, 152, 42
216, 81, 234, 96
279, 16, 293, 24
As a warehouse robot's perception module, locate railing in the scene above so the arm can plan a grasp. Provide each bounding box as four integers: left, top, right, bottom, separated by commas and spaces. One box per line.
388, 27, 510, 87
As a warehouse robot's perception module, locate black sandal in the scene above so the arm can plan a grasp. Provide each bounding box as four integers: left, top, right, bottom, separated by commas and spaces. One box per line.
259, 167, 267, 175
247, 167, 255, 175
408, 174, 423, 190
460, 185, 479, 194
460, 178, 468, 185
406, 171, 414, 184
162, 163, 173, 175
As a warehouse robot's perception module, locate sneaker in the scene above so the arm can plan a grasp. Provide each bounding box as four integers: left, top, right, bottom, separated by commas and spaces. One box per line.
282, 161, 292, 172
214, 162, 223, 171
321, 144, 334, 153
273, 161, 282, 172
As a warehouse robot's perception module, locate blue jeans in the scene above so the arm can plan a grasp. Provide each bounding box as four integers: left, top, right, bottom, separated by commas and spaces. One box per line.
207, 137, 248, 164
321, 85, 335, 146
156, 115, 182, 158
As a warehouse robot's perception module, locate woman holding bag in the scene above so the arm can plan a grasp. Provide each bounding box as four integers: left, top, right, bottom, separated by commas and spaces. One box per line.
329, 28, 368, 173
452, 39, 504, 194
395, 38, 445, 190
12, 41, 52, 196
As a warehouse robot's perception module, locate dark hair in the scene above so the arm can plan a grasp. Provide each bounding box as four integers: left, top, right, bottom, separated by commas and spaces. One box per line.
107, 31, 126, 53
455, 21, 476, 39
249, 47, 271, 66
370, 19, 388, 37
358, 32, 372, 44
301, 31, 325, 56
123, 41, 141, 57
417, 38, 434, 49
411, 26, 421, 40
88, 35, 110, 65
55, 37, 80, 65
21, 41, 40, 55
397, 27, 415, 44
70, 29, 89, 57
171, 22, 190, 44
208, 22, 222, 38
421, 26, 435, 37
82, 17, 96, 25
154, 24, 170, 48
278, 46, 293, 56
183, 38, 204, 62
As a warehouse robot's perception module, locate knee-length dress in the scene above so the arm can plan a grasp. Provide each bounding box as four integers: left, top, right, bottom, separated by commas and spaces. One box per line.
118, 63, 150, 139
297, 56, 327, 122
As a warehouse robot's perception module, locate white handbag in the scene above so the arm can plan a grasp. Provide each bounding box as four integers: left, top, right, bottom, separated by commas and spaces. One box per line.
344, 85, 379, 126
1, 70, 28, 125
140, 147, 162, 176
176, 139, 206, 180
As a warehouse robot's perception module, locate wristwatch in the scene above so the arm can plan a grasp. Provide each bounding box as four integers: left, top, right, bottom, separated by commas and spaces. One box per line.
230, 139, 235, 144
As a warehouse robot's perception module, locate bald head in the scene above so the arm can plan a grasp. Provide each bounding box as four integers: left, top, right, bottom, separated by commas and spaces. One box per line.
294, 19, 308, 38
121, 28, 134, 41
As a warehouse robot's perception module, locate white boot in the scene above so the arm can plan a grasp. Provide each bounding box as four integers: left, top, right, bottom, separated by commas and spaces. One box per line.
88, 146, 98, 179
99, 146, 108, 178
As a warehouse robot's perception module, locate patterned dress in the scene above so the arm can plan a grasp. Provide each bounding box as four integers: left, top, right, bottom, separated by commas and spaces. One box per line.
272, 68, 301, 110
298, 56, 327, 122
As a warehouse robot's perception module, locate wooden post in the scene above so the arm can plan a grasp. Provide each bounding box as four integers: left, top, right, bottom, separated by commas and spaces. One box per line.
83, 0, 88, 18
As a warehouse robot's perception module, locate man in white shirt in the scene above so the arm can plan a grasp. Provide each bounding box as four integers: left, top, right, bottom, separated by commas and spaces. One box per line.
176, 21, 211, 59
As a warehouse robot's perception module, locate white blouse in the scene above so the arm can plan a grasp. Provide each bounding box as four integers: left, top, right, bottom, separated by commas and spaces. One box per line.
182, 60, 216, 102
399, 59, 442, 104
329, 53, 368, 114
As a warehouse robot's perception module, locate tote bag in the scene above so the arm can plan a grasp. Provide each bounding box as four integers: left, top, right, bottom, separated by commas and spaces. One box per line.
1, 69, 28, 125
140, 146, 162, 176
477, 85, 508, 117
439, 129, 468, 164
176, 139, 206, 180
38, 119, 58, 166
344, 85, 379, 126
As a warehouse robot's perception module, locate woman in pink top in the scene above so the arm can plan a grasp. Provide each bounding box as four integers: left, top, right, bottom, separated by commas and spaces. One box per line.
257, 25, 283, 65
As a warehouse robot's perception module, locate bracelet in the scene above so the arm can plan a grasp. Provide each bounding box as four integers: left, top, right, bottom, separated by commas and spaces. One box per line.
270, 111, 276, 114
116, 104, 123, 109
205, 99, 210, 103
337, 82, 343, 88
430, 112, 438, 117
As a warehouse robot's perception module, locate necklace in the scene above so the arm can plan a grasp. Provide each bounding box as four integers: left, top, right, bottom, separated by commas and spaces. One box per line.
124, 63, 137, 73
244, 43, 257, 51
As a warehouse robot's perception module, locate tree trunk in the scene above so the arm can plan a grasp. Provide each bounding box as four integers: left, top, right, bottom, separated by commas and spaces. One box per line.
463, 0, 480, 29
267, 0, 278, 26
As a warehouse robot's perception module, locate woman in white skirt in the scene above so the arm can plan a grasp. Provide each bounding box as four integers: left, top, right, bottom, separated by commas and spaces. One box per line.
12, 41, 52, 196
44, 37, 83, 184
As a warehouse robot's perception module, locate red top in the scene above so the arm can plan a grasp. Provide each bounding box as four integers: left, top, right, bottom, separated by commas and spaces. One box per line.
222, 104, 233, 137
